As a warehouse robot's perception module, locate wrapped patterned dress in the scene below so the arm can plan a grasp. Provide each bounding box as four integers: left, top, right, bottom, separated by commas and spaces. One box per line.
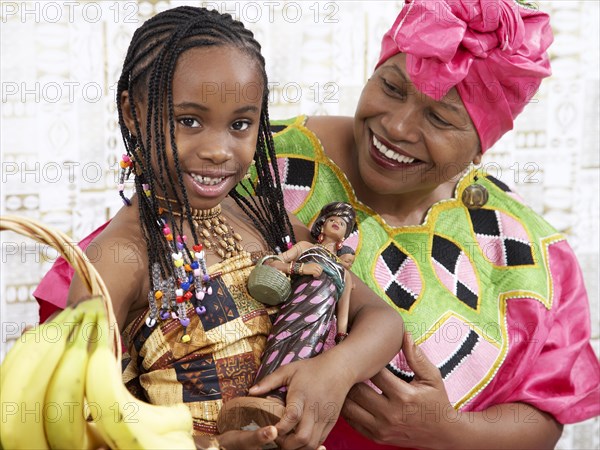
253, 245, 345, 400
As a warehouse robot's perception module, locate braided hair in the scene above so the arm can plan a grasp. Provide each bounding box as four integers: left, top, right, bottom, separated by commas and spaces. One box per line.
116, 6, 295, 283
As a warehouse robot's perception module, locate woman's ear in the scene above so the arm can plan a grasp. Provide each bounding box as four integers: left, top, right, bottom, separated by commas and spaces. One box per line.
472, 152, 483, 166
120, 91, 137, 138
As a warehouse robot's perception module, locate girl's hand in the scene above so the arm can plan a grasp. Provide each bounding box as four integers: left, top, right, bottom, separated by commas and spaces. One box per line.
194, 426, 277, 450
249, 358, 352, 449
341, 332, 457, 449
302, 263, 323, 278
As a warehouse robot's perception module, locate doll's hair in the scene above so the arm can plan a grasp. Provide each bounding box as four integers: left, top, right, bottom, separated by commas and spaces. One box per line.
115, 6, 294, 282
337, 245, 355, 257
310, 202, 357, 240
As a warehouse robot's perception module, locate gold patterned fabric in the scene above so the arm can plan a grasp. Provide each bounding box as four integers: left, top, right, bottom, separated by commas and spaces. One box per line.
121, 253, 272, 435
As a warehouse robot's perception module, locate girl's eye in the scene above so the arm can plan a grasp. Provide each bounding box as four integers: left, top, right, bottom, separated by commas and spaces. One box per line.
178, 117, 200, 128
231, 120, 251, 131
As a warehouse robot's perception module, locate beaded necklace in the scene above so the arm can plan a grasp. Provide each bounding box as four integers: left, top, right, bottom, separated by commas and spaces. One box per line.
145, 201, 244, 343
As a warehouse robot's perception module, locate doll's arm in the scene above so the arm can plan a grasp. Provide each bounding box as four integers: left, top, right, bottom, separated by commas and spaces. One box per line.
263, 242, 307, 274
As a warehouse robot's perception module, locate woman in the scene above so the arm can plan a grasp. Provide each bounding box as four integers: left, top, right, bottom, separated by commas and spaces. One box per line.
265, 1, 599, 448
35, 1, 599, 448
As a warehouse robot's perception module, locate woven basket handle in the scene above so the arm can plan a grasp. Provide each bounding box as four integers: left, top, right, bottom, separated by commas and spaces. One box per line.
0, 214, 121, 360
257, 255, 284, 266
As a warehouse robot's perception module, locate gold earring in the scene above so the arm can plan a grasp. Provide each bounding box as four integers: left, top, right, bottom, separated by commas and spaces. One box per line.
243, 160, 256, 180
461, 164, 488, 210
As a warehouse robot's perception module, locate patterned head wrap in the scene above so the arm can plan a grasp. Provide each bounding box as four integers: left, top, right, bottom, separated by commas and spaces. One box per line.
376, 0, 553, 152
311, 202, 357, 240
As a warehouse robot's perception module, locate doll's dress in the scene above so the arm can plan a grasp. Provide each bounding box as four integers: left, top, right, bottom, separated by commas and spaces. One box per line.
253, 245, 345, 399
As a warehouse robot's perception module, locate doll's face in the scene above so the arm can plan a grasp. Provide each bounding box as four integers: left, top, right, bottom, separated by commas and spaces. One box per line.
321, 216, 347, 242
339, 253, 355, 270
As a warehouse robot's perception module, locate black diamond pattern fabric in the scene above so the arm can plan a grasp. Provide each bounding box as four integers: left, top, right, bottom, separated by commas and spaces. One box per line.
504, 238, 535, 266
432, 235, 461, 273
386, 281, 417, 310
381, 244, 408, 274
285, 158, 315, 188
469, 209, 500, 236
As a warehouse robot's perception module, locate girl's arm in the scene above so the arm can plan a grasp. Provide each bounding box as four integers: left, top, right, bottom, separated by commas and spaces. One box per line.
67, 229, 146, 332
335, 270, 352, 337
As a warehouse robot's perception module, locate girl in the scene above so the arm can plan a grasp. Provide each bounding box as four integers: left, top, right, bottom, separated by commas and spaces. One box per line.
65, 6, 403, 450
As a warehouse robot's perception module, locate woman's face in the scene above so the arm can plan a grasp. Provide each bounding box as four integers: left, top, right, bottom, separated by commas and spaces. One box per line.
353, 53, 481, 197
123, 46, 264, 210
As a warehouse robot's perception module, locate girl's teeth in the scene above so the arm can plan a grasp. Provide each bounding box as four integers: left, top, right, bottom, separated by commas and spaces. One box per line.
191, 174, 225, 185
372, 135, 415, 163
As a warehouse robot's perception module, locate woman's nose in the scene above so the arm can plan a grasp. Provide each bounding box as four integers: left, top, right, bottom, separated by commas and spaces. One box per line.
382, 103, 421, 143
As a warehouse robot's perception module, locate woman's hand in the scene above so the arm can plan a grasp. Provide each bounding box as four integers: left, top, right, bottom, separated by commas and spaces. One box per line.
301, 263, 323, 278
194, 426, 277, 450
341, 332, 563, 449
341, 332, 458, 449
249, 357, 352, 449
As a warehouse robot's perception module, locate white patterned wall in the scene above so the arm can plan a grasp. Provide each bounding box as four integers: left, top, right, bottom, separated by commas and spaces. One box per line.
1, 1, 598, 447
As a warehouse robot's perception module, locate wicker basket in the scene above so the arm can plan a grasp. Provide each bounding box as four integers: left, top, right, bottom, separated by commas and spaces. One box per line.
247, 256, 291, 306
0, 215, 121, 361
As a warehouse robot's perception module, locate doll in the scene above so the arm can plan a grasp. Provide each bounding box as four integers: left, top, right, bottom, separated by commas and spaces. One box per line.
217, 202, 357, 432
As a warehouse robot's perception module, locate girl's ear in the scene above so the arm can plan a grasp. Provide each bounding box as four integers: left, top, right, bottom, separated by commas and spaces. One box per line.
120, 91, 137, 138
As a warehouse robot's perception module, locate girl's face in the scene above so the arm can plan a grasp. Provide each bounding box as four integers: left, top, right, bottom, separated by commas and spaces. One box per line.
321, 216, 347, 242
353, 53, 481, 198
124, 46, 264, 210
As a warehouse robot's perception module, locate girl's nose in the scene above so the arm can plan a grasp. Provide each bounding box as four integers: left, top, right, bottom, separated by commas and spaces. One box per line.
195, 134, 233, 165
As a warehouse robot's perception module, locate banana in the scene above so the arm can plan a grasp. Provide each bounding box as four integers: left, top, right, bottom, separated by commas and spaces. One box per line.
85, 300, 195, 449
0, 306, 79, 449
44, 299, 102, 449
84, 420, 108, 450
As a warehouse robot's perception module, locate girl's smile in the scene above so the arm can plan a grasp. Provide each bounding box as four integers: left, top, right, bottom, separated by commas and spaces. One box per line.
122, 45, 264, 210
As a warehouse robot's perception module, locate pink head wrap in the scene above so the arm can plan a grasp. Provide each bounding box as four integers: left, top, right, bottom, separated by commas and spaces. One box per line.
376, 0, 553, 152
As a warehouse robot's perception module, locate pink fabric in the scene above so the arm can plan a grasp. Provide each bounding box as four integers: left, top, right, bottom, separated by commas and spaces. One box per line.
376, 0, 553, 152
33, 221, 111, 323
469, 239, 600, 423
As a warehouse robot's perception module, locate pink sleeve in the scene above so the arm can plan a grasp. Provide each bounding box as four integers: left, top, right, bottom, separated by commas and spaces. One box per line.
33, 221, 112, 323
473, 239, 600, 424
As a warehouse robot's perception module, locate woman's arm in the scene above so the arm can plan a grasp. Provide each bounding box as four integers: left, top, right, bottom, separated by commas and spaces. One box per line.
343, 332, 563, 449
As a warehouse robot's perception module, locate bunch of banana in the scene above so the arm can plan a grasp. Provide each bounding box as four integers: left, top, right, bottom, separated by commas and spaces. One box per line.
0, 297, 196, 449
85, 298, 196, 449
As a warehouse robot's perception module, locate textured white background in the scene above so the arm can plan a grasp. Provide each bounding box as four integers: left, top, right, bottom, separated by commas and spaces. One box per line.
1, 1, 598, 447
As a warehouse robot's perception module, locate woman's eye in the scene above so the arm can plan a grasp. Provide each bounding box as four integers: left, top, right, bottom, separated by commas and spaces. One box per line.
429, 112, 452, 128
178, 117, 200, 128
231, 120, 251, 131
381, 78, 406, 98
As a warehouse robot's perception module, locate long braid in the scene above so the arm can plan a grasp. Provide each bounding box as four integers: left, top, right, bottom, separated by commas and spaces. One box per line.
116, 6, 295, 292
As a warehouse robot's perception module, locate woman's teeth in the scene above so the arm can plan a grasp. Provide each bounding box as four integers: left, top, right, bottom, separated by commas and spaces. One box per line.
373, 135, 415, 163
191, 173, 225, 185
